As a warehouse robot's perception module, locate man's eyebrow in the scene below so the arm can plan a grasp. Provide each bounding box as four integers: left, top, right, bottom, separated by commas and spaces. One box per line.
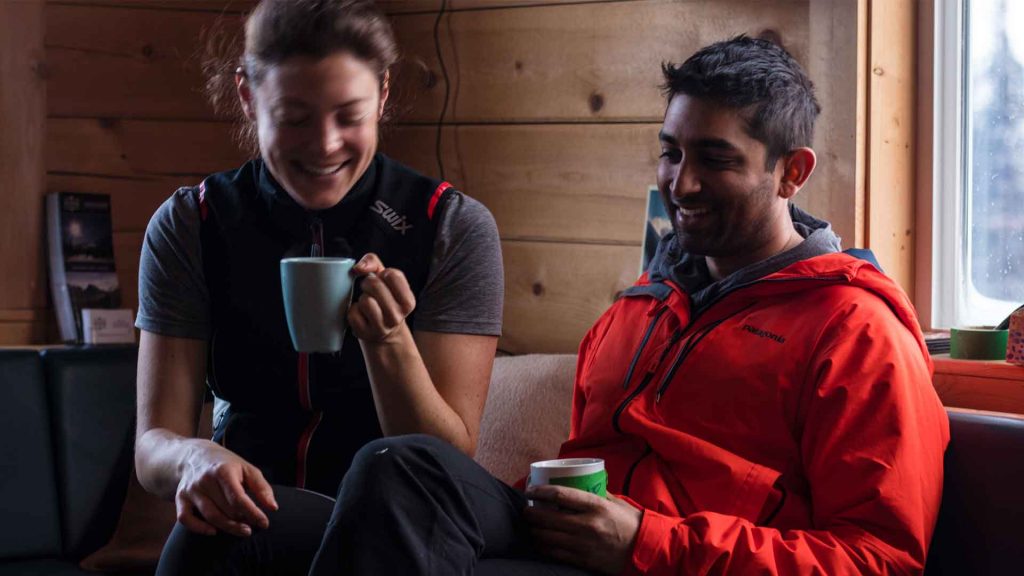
693, 138, 739, 152
658, 132, 739, 152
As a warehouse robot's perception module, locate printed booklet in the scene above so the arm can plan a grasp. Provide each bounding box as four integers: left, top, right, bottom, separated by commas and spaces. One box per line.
46, 192, 123, 343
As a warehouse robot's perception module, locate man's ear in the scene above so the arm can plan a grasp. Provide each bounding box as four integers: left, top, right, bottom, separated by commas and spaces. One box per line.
778, 147, 816, 199
379, 70, 391, 119
236, 68, 256, 121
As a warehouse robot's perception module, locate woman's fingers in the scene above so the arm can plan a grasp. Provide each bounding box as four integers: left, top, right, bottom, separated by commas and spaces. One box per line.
177, 488, 252, 537
176, 491, 216, 536
216, 471, 270, 530
353, 253, 385, 276
349, 265, 416, 343
243, 466, 279, 513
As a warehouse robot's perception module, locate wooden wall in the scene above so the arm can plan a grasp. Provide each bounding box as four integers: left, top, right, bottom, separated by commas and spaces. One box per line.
6, 0, 863, 353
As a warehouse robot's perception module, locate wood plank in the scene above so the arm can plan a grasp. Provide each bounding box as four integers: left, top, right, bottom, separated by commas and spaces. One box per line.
805, 0, 864, 251
49, 0, 255, 11
47, 0, 809, 123
114, 231, 144, 314
390, 0, 810, 123
383, 123, 659, 243
933, 355, 1024, 381
46, 3, 244, 120
48, 174, 190, 232
378, 0, 625, 14
47, 118, 245, 178
866, 0, 917, 294
934, 373, 1024, 415
499, 240, 639, 354
0, 322, 48, 346
0, 0, 47, 319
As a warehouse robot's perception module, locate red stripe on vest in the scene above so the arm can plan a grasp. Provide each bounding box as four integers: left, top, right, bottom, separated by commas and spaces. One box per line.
295, 411, 322, 489
427, 182, 452, 220
198, 181, 209, 221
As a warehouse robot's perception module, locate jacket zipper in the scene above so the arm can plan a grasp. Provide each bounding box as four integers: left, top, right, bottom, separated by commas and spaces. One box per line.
296, 216, 326, 488
654, 302, 756, 402
621, 444, 652, 496
621, 307, 670, 390
608, 275, 846, 493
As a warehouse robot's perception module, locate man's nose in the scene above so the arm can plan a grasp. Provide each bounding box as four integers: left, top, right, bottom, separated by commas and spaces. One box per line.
669, 161, 700, 199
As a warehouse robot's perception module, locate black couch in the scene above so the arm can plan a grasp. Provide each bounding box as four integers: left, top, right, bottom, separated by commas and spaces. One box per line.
0, 346, 143, 576
1, 346, 1023, 574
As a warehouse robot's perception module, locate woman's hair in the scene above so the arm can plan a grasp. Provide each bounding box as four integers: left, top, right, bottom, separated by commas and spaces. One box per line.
204, 0, 399, 154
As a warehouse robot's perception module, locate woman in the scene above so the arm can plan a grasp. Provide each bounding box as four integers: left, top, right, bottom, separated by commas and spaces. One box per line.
133, 1, 503, 573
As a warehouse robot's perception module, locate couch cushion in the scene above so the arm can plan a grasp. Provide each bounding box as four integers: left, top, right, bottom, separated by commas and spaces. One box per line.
0, 350, 63, 560
925, 408, 1024, 574
0, 558, 150, 576
42, 346, 138, 560
476, 354, 576, 485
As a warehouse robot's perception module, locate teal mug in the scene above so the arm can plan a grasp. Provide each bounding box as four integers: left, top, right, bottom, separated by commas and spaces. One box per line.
280, 257, 356, 353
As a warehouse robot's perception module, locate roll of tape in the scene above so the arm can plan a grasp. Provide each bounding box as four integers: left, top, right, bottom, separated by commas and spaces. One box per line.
950, 327, 1009, 360
1007, 308, 1024, 366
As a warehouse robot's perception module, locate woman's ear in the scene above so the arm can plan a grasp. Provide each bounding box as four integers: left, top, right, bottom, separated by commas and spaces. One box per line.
379, 70, 391, 119
778, 147, 817, 199
236, 68, 256, 121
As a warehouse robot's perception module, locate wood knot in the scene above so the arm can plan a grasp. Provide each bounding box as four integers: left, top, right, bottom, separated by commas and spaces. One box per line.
141, 44, 155, 59
757, 28, 782, 46
532, 282, 545, 296
32, 60, 50, 80
98, 117, 119, 130
514, 60, 524, 72
873, 67, 884, 76
588, 91, 604, 113
424, 69, 438, 89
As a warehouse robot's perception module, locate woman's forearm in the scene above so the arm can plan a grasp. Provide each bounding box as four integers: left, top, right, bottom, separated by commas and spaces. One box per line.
135, 428, 206, 500
360, 325, 476, 454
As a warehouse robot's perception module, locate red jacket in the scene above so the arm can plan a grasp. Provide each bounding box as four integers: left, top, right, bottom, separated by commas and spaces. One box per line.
557, 252, 949, 575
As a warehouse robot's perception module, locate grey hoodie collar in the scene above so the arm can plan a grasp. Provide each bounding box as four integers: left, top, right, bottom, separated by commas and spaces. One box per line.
648, 203, 842, 313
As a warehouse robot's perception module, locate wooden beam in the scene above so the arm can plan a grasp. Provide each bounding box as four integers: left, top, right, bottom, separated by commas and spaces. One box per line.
383, 123, 659, 244
0, 0, 47, 337
865, 0, 917, 294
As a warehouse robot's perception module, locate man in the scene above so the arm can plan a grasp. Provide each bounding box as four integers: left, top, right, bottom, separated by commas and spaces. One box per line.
307, 36, 949, 576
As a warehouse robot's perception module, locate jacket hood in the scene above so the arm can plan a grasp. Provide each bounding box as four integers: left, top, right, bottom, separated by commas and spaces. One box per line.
644, 204, 927, 359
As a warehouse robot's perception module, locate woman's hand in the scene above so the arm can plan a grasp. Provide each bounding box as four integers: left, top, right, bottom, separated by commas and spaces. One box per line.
175, 440, 278, 537
349, 253, 416, 345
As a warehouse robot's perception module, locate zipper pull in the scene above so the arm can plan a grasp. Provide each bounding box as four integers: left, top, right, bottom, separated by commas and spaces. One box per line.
309, 217, 324, 257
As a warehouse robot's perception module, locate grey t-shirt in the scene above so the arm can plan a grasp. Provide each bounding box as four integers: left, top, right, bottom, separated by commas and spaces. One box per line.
136, 187, 504, 339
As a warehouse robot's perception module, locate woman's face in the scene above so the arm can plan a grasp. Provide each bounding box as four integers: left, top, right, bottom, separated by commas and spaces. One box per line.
238, 52, 388, 210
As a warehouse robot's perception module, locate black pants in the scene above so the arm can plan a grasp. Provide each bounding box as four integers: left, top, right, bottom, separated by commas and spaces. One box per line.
156, 435, 595, 576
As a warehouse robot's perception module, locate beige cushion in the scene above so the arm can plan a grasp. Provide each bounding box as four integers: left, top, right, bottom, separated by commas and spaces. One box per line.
475, 354, 577, 485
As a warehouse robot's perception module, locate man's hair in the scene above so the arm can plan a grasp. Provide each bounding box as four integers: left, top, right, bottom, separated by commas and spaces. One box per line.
661, 35, 821, 171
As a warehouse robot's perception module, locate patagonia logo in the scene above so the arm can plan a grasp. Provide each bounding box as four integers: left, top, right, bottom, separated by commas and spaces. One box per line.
371, 200, 413, 235
742, 324, 786, 344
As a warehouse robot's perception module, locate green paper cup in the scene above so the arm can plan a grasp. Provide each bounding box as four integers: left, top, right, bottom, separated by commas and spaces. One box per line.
950, 326, 1009, 360
528, 458, 607, 498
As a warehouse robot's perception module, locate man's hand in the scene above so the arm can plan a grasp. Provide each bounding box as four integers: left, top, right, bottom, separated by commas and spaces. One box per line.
523, 485, 642, 575
349, 253, 416, 345
176, 441, 278, 537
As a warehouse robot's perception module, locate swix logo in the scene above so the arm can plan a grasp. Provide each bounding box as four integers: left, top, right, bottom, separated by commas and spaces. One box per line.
371, 200, 413, 235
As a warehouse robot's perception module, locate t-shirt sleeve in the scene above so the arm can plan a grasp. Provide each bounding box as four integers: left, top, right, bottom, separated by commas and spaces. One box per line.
135, 188, 211, 340
413, 191, 503, 336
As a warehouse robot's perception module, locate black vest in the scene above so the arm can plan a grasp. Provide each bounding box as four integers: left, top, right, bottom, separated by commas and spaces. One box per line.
198, 154, 451, 495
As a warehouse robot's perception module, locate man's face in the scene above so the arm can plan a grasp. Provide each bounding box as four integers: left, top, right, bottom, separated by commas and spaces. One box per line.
657, 95, 785, 260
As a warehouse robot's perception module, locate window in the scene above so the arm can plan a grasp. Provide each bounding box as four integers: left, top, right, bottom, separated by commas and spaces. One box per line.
933, 0, 1024, 328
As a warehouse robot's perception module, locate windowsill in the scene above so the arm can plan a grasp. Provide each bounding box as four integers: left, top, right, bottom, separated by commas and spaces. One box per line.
932, 354, 1024, 415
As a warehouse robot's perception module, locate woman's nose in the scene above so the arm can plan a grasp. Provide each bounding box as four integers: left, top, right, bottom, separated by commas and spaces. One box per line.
314, 120, 344, 156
